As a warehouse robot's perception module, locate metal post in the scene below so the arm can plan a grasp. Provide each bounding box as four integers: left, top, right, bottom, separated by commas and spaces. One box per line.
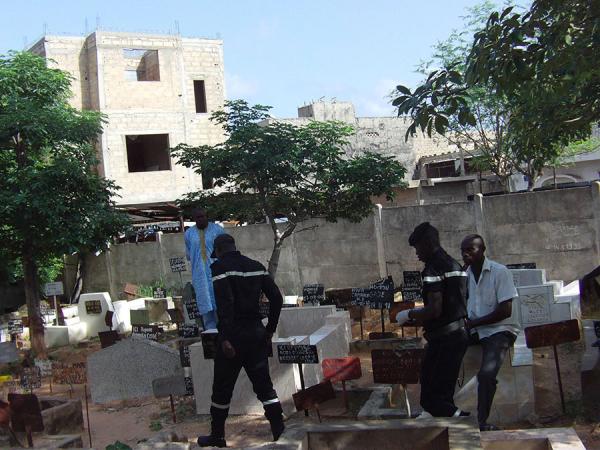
380, 308, 385, 333
85, 384, 92, 447
170, 394, 177, 423
53, 295, 58, 326
178, 271, 184, 290
298, 363, 308, 417
359, 308, 364, 340
552, 345, 566, 413
342, 380, 349, 411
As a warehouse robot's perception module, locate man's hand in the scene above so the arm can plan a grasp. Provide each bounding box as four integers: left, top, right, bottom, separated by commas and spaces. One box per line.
396, 310, 411, 326
221, 340, 236, 359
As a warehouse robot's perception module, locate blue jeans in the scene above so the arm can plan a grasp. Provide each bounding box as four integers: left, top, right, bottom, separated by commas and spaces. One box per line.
202, 310, 218, 330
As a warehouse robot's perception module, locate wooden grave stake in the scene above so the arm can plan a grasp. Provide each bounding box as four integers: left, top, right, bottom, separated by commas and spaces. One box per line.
525, 319, 581, 414
84, 383, 92, 448
170, 394, 177, 423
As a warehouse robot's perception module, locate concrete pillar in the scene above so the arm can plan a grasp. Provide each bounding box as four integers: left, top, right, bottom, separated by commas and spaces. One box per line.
373, 205, 388, 278
591, 181, 600, 262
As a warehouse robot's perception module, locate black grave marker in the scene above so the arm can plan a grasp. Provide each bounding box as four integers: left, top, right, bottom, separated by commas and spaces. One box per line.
85, 300, 102, 315
403, 271, 422, 290
20, 367, 41, 391
277, 344, 319, 364
302, 284, 325, 306
179, 324, 200, 338
371, 348, 425, 385
8, 320, 23, 336
351, 277, 394, 309
201, 331, 219, 359
507, 262, 537, 269
132, 324, 163, 341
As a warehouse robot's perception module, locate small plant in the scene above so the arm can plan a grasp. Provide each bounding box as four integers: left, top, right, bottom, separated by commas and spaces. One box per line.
149, 420, 163, 432
106, 441, 132, 450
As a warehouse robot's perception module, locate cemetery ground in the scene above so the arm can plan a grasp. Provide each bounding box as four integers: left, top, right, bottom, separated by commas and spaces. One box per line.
2, 309, 599, 449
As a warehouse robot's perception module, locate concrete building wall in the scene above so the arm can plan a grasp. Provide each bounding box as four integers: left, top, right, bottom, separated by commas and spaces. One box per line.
81, 184, 600, 299
30, 32, 225, 206
270, 101, 450, 182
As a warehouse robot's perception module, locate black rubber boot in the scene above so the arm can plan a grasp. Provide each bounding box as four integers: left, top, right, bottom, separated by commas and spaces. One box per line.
269, 417, 285, 441
197, 435, 227, 447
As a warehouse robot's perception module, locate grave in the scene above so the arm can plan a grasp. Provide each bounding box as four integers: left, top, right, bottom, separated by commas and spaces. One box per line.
189, 305, 351, 415
39, 397, 83, 435
77, 292, 114, 339
87, 338, 181, 403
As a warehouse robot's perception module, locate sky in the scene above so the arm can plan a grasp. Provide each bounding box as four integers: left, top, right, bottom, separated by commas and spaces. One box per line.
1, 0, 518, 118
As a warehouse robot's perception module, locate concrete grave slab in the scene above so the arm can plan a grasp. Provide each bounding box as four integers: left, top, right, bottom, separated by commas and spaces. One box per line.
480, 427, 585, 450
88, 338, 181, 403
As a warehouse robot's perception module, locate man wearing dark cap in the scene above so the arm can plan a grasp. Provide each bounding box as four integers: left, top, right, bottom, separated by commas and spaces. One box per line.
396, 222, 470, 418
198, 234, 285, 448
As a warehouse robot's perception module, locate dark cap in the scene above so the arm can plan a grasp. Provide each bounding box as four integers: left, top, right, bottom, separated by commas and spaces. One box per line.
210, 234, 235, 258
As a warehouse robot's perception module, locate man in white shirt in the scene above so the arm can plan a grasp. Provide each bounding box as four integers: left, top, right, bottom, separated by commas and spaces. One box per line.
461, 234, 520, 432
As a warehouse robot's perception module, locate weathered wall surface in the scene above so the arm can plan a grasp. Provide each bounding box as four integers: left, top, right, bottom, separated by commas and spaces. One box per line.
82, 184, 600, 298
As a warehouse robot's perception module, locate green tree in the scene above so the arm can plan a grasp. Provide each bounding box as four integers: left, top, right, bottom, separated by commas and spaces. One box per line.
394, 0, 599, 190
0, 52, 128, 356
171, 100, 407, 275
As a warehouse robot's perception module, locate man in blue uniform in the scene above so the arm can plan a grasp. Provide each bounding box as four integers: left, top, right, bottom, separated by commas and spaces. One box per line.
396, 222, 470, 418
184, 207, 226, 329
197, 234, 285, 448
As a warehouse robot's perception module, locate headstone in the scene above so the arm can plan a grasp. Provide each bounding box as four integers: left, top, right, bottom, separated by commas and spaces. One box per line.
403, 271, 422, 290
98, 330, 120, 348
351, 277, 394, 309
44, 282, 64, 297
184, 376, 194, 396
511, 269, 546, 287
77, 292, 113, 339
302, 284, 325, 306
517, 284, 554, 326
8, 320, 23, 336
152, 287, 166, 299
34, 359, 53, 378
277, 344, 319, 364
20, 367, 42, 390
84, 300, 102, 315
169, 257, 187, 273
322, 357, 362, 383
182, 283, 201, 321
524, 319, 581, 349
371, 348, 425, 384
200, 330, 219, 359
401, 288, 420, 302
179, 345, 191, 367
178, 324, 200, 339
131, 324, 163, 341
0, 342, 19, 364
152, 373, 187, 398
87, 338, 181, 403
293, 380, 335, 412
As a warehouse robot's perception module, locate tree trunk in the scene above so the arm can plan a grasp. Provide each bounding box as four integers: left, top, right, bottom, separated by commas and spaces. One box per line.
23, 247, 47, 358
268, 240, 283, 277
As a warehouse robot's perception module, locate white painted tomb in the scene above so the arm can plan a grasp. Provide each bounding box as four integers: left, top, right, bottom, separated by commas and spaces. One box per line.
189, 305, 351, 415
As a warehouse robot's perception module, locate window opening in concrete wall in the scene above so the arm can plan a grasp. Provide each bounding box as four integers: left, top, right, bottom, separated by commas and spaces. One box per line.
126, 134, 171, 172
123, 49, 160, 81
194, 80, 207, 113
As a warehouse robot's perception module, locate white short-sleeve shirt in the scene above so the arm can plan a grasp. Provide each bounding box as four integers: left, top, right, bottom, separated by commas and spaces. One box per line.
466, 258, 520, 339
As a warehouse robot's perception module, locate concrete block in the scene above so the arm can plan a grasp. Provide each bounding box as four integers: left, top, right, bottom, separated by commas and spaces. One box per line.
39, 397, 83, 435
88, 338, 181, 403
511, 269, 546, 287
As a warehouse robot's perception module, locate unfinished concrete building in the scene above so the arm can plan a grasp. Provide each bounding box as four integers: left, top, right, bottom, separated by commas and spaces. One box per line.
29, 31, 225, 208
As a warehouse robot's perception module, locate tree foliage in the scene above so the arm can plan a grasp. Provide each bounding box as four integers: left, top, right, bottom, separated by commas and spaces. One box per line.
0, 52, 129, 355
394, 0, 600, 190
171, 100, 407, 275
